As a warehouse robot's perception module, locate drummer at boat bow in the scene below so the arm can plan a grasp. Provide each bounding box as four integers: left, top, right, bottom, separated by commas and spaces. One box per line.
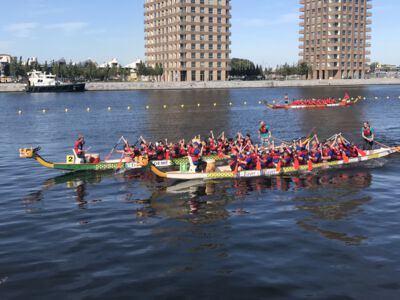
74, 135, 86, 162
362, 122, 375, 150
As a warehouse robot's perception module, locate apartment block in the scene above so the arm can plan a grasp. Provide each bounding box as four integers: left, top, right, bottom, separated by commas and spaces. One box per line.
144, 0, 232, 81
299, 0, 372, 79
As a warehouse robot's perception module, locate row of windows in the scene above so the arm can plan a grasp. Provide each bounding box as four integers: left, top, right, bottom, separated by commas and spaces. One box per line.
181, 61, 225, 68
304, 45, 366, 51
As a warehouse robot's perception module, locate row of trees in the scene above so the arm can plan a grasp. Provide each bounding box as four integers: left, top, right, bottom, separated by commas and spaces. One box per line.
272, 62, 310, 77
2, 56, 312, 81
230, 58, 264, 77
1, 57, 132, 81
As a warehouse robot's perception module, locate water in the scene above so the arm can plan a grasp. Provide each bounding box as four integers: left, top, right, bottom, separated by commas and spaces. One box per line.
1, 86, 400, 299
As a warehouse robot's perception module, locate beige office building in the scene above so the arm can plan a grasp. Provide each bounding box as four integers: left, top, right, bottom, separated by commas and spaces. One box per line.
144, 0, 231, 82
299, 0, 372, 79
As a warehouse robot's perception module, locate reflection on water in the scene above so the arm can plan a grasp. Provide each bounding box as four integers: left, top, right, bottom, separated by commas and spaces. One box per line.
23, 169, 373, 245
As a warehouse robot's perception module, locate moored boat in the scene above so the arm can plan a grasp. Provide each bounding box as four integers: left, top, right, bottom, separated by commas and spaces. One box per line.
151, 147, 400, 181
25, 70, 85, 93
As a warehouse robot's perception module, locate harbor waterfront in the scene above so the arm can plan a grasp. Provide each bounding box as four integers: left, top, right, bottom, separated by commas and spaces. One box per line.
1, 86, 400, 299
2, 78, 400, 92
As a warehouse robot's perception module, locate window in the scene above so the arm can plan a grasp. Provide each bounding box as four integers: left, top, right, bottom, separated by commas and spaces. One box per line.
192, 71, 196, 81
200, 71, 205, 81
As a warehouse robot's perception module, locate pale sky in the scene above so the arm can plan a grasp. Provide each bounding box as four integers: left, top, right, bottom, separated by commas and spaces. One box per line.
0, 0, 398, 66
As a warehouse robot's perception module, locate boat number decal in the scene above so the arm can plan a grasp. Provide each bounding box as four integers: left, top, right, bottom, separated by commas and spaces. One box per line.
66, 155, 75, 164
153, 160, 171, 167
239, 171, 261, 178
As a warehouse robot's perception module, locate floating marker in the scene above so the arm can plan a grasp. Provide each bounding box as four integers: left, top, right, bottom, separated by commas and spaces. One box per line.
65, 108, 69, 113
146, 105, 149, 109
18, 110, 22, 115
181, 104, 184, 108
213, 103, 217, 107
42, 109, 47, 113
244, 101, 247, 105
363, 97, 366, 100
375, 97, 378, 100
127, 106, 131, 110
229, 102, 232, 106
163, 105, 167, 109
387, 96, 390, 99
86, 107, 90, 112
197, 103, 200, 107
107, 106, 112, 111
258, 101, 262, 104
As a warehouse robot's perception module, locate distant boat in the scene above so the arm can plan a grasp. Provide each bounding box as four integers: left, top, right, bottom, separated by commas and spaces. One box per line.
25, 70, 85, 93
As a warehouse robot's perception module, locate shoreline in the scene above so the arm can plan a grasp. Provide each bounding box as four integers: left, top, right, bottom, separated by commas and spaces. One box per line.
1, 78, 400, 92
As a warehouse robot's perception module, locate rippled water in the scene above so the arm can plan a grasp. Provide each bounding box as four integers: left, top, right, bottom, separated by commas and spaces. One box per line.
1, 86, 400, 299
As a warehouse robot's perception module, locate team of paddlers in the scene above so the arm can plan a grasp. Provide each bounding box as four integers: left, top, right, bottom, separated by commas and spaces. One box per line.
74, 120, 376, 173
290, 99, 338, 106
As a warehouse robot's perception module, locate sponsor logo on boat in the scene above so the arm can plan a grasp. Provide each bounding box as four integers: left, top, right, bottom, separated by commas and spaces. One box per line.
153, 160, 172, 167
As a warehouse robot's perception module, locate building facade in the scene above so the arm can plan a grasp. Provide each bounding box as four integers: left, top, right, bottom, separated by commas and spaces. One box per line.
299, 0, 372, 80
144, 0, 231, 82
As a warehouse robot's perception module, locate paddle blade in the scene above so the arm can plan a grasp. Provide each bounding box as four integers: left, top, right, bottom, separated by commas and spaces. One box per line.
343, 152, 349, 163
276, 161, 281, 173
356, 147, 367, 157
233, 162, 239, 176
294, 158, 300, 171
256, 159, 261, 171
218, 151, 224, 159
307, 160, 313, 171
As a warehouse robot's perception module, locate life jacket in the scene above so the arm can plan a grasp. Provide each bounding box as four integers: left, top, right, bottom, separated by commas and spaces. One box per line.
334, 149, 342, 161
156, 146, 165, 160
189, 147, 200, 162
322, 148, 331, 158
363, 127, 372, 138
180, 147, 187, 156
259, 125, 268, 134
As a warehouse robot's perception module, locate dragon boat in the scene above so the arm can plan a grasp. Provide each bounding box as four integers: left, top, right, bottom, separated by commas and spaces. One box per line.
267, 94, 359, 109
151, 146, 400, 181
19, 147, 228, 172
19, 147, 148, 172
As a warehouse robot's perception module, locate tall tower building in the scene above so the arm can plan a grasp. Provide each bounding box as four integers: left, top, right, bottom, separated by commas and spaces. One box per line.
299, 0, 372, 80
144, 0, 231, 82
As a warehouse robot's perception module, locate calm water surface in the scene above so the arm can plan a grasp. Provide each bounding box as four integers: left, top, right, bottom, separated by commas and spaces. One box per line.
0, 86, 400, 299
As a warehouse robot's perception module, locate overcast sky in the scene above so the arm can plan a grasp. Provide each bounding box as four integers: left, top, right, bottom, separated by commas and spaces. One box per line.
1, 0, 399, 66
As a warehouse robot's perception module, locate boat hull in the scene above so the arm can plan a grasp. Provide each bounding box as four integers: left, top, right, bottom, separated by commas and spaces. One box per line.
26, 83, 85, 93
152, 148, 398, 181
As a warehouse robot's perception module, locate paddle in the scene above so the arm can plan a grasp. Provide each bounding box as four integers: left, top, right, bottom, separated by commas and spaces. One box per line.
374, 140, 391, 149
307, 159, 313, 171
105, 136, 124, 161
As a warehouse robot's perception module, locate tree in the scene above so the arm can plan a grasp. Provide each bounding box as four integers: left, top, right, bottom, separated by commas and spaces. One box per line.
369, 62, 379, 73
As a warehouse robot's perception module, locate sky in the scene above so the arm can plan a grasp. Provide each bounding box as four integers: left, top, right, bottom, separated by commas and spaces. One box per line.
0, 0, 399, 67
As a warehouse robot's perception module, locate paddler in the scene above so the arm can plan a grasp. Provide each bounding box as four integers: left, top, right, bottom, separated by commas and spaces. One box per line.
74, 134, 87, 162
361, 121, 374, 150
189, 142, 206, 172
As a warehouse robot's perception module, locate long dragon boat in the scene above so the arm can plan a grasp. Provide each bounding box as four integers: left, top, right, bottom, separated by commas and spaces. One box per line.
267, 94, 359, 110
19, 147, 227, 172
151, 146, 399, 181
19, 147, 148, 171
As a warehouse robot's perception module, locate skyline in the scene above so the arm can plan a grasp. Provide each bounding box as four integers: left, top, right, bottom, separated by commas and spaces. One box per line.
1, 0, 400, 67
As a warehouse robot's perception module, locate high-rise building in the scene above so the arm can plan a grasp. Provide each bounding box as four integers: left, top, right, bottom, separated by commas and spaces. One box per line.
144, 0, 231, 82
299, 0, 372, 80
